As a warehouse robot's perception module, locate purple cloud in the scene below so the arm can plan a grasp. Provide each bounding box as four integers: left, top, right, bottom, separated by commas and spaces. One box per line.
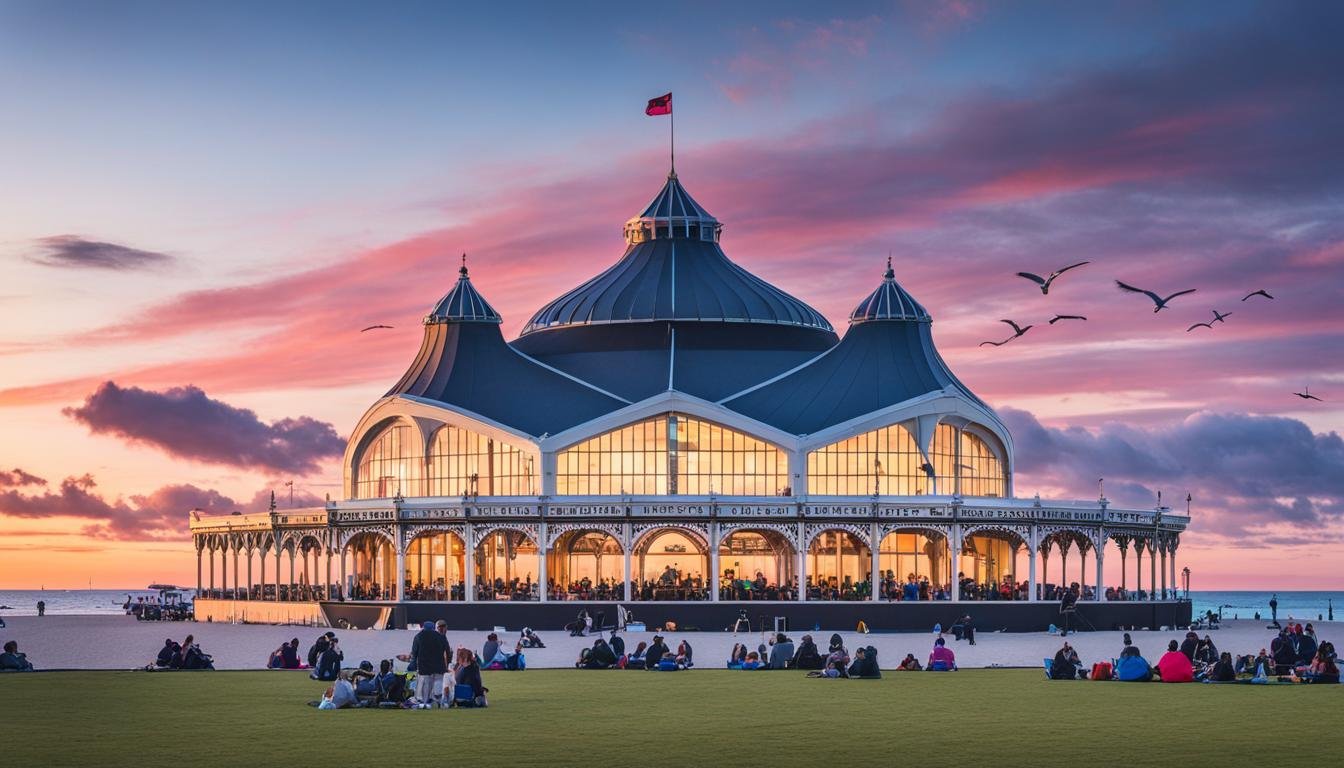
63, 382, 344, 475
0, 468, 47, 488
30, 235, 173, 270
1003, 407, 1344, 539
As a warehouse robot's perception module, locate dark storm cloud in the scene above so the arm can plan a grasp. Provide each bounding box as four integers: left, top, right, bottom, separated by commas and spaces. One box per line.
63, 382, 344, 475
1002, 408, 1344, 537
30, 235, 174, 270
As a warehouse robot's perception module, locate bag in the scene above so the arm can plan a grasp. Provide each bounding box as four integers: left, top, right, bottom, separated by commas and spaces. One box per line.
657, 658, 680, 671
1091, 662, 1113, 681
453, 683, 475, 702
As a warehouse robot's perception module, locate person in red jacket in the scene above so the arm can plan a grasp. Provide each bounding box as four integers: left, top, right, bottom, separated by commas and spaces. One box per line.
1157, 640, 1194, 682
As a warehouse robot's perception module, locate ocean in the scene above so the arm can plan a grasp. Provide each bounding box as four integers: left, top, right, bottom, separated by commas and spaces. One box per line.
1, 589, 1340, 620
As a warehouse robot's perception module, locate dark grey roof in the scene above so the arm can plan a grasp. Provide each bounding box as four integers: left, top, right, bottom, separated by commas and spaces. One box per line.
390, 316, 626, 437
428, 260, 501, 323
520, 238, 833, 334
640, 173, 716, 220
721, 320, 985, 435
850, 258, 930, 323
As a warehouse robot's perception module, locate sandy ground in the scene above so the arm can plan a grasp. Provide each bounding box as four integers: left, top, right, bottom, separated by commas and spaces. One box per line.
2, 615, 1338, 671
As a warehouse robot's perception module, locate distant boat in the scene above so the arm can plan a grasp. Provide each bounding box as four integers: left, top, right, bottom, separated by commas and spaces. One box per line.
146, 583, 182, 590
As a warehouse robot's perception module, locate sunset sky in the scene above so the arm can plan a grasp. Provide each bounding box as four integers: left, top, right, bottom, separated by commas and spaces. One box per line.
2, 1, 1341, 590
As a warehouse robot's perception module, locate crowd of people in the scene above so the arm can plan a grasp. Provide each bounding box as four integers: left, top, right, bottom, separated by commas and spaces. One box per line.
1045, 623, 1338, 684
152, 634, 215, 670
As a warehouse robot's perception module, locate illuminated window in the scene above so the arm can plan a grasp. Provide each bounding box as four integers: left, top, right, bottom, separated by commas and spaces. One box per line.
427, 425, 535, 496
808, 422, 1004, 497
555, 414, 786, 496
354, 423, 419, 499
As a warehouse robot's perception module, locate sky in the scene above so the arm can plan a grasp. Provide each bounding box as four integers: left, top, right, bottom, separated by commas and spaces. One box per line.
1, 0, 1341, 590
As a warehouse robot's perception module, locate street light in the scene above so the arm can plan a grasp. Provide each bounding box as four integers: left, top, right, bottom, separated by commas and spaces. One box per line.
1182, 566, 1191, 599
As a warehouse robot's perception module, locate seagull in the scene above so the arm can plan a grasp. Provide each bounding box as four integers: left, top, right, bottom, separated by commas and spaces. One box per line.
1186, 322, 1213, 332
1115, 281, 1197, 312
1293, 387, 1322, 402
360, 324, 394, 332
1242, 289, 1274, 302
980, 319, 1033, 347
1048, 314, 1087, 324
1015, 261, 1090, 295
1211, 310, 1231, 323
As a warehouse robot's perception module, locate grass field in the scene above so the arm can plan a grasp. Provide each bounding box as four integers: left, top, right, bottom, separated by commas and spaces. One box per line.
4, 670, 1339, 767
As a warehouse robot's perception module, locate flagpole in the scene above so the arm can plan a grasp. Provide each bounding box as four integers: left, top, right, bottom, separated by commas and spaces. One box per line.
670, 98, 676, 175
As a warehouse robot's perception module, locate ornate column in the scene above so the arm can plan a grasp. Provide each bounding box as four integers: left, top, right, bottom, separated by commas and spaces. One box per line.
1169, 536, 1179, 597
395, 536, 406, 602
538, 521, 548, 603
1094, 534, 1105, 601
1039, 537, 1052, 598
796, 520, 806, 602
245, 543, 254, 600
950, 523, 962, 601
195, 539, 203, 594
259, 544, 267, 601
324, 541, 333, 601
1115, 535, 1129, 594
339, 541, 348, 600
869, 521, 881, 602
288, 546, 296, 599
1149, 538, 1157, 601
709, 520, 720, 603
1159, 538, 1169, 600
464, 522, 475, 603
1027, 525, 1038, 602
1078, 542, 1088, 596
220, 542, 229, 598
1058, 538, 1071, 590
273, 543, 282, 602
1133, 538, 1145, 597
622, 522, 632, 602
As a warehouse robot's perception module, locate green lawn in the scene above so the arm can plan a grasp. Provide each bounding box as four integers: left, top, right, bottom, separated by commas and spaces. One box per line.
4, 670, 1339, 767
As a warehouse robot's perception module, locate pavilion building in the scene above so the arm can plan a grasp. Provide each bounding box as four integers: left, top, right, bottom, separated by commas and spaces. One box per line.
190, 169, 1190, 630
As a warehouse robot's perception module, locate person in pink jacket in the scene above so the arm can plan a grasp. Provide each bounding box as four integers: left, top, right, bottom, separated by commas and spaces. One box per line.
928, 637, 957, 671
1157, 640, 1194, 682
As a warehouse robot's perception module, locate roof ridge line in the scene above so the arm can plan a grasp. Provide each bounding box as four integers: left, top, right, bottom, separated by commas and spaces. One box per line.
506, 344, 633, 404
716, 339, 844, 405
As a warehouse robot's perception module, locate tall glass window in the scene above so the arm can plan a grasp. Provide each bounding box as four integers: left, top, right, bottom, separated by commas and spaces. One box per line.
427, 425, 535, 496
806, 423, 924, 495
555, 414, 785, 496
958, 431, 1005, 497
355, 423, 420, 499
808, 422, 1004, 497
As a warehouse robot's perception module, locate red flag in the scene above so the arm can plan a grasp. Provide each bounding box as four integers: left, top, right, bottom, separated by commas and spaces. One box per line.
645, 92, 672, 116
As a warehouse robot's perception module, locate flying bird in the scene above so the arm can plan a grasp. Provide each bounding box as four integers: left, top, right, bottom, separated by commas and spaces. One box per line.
1242, 289, 1274, 302
360, 324, 394, 332
980, 319, 1033, 347
1293, 387, 1322, 402
1048, 314, 1087, 324
1115, 281, 1197, 312
1211, 310, 1231, 323
1015, 261, 1090, 294
1186, 322, 1213, 332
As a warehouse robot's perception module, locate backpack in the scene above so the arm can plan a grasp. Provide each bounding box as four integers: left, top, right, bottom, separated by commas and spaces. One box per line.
1091, 662, 1113, 681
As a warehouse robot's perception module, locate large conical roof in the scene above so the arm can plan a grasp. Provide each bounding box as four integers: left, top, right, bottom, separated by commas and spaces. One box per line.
520, 173, 832, 335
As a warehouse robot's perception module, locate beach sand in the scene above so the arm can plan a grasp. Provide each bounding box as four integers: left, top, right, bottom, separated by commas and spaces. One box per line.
2, 614, 1337, 671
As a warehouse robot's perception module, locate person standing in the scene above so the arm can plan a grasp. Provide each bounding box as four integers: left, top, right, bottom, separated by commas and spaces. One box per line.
412, 620, 450, 707
1269, 593, 1279, 628
36, 600, 45, 617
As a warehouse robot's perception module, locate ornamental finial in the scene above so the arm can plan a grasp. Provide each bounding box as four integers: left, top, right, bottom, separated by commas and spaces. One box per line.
460, 253, 468, 278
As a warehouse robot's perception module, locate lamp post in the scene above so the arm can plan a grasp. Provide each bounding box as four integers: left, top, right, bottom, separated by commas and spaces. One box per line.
1182, 566, 1190, 599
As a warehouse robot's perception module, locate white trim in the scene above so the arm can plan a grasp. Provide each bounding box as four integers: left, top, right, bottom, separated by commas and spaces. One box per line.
716, 341, 844, 404
506, 346, 632, 404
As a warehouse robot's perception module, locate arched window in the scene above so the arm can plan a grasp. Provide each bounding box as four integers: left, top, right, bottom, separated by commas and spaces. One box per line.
555, 413, 786, 496
427, 425, 535, 497
354, 423, 420, 499
959, 430, 1005, 497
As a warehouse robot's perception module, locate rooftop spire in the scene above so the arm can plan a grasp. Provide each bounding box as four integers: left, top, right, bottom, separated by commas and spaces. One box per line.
849, 256, 931, 324
427, 252, 502, 324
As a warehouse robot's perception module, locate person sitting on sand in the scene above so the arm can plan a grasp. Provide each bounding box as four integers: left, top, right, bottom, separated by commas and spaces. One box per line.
791, 634, 824, 670
519, 627, 545, 649
767, 633, 794, 670
155, 638, 181, 669
927, 637, 957, 671
741, 650, 762, 670
1209, 652, 1237, 682
1157, 640, 1194, 683
1, 640, 34, 672
311, 637, 343, 681
452, 647, 487, 707
897, 653, 922, 671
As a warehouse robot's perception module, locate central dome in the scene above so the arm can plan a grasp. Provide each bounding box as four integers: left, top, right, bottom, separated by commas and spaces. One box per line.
520, 173, 833, 335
